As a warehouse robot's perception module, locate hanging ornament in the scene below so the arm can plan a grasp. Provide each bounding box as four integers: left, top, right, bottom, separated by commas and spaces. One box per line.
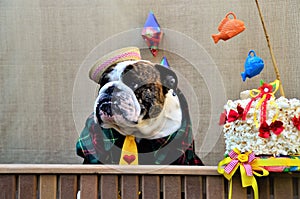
212, 12, 245, 43
160, 56, 170, 68
142, 11, 163, 56
241, 50, 264, 81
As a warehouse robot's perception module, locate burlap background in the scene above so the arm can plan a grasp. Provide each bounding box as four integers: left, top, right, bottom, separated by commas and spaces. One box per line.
0, 0, 299, 165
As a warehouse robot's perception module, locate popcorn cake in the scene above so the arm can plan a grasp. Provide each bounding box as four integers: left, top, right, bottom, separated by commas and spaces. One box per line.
219, 80, 300, 173
223, 96, 300, 156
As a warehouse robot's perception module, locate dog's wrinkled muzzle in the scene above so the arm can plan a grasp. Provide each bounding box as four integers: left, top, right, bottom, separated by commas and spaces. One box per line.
95, 83, 141, 127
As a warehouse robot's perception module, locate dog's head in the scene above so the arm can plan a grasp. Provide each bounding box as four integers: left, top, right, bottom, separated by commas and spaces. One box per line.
93, 59, 181, 138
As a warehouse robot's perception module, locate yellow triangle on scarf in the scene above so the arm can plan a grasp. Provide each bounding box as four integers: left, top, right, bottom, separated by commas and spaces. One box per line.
119, 135, 138, 165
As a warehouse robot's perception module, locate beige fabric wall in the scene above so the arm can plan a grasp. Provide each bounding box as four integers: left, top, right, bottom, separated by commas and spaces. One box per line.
0, 0, 299, 165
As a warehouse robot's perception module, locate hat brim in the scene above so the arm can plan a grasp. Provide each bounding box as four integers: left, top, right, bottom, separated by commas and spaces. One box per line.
89, 47, 141, 83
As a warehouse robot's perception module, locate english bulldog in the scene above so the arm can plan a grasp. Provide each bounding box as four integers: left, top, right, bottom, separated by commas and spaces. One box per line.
76, 47, 203, 165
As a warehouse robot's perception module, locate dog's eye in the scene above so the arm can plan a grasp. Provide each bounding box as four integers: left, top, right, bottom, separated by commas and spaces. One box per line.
133, 83, 138, 89
124, 64, 134, 74
128, 82, 138, 90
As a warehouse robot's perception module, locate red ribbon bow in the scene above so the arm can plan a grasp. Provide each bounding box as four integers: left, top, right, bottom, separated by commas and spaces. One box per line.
258, 120, 284, 138
227, 105, 244, 122
292, 116, 300, 130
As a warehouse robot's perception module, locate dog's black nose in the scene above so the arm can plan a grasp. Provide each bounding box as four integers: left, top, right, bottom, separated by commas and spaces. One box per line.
100, 102, 112, 116
96, 86, 116, 117
97, 85, 122, 117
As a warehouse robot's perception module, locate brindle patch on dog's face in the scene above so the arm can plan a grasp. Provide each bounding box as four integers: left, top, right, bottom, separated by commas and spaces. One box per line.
121, 61, 165, 119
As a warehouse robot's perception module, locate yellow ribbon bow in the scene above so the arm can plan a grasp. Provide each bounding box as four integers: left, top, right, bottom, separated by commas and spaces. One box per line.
218, 148, 269, 199
119, 135, 139, 165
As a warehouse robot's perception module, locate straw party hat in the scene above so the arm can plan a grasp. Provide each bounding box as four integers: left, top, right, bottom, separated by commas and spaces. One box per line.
89, 47, 141, 84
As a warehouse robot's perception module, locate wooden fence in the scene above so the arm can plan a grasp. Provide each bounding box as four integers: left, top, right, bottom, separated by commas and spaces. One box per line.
0, 165, 299, 199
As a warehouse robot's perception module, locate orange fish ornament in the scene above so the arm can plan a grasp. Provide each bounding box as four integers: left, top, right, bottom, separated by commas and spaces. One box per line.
212, 12, 246, 43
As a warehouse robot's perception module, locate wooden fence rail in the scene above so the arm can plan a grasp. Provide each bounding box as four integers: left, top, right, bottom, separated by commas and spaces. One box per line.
0, 165, 299, 199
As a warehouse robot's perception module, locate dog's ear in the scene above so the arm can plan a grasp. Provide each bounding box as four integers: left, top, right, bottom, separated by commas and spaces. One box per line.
154, 64, 178, 90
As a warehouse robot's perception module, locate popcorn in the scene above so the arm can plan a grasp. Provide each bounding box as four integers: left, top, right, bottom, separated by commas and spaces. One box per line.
240, 90, 251, 99
223, 97, 300, 156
